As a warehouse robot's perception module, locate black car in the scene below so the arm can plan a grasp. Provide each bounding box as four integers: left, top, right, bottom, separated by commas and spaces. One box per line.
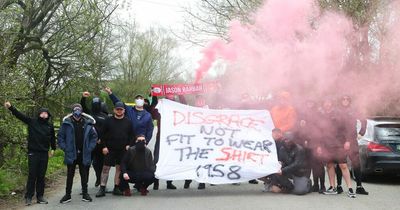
358, 117, 400, 179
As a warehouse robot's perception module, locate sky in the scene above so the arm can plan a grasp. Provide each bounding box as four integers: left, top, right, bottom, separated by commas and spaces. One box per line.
115, 0, 204, 80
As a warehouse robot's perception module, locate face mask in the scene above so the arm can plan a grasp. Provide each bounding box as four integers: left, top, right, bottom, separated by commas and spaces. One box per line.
73, 109, 82, 118
136, 141, 145, 151
135, 99, 144, 107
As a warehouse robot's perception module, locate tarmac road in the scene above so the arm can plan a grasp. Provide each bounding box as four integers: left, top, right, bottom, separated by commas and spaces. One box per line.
17, 130, 400, 210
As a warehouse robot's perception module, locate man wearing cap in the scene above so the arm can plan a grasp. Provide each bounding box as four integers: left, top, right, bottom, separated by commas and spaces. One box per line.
4, 101, 56, 206
104, 87, 154, 145
96, 101, 136, 197
58, 104, 97, 203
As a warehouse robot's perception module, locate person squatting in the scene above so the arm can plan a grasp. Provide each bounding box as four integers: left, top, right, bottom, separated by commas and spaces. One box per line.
3, 89, 369, 206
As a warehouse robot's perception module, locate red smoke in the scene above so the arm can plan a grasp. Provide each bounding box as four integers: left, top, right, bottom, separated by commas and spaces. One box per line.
194, 0, 400, 115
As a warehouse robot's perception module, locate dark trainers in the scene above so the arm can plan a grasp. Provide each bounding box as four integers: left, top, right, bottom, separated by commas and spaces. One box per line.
112, 187, 123, 196
248, 179, 259, 184
25, 197, 32, 206
95, 180, 101, 187
347, 188, 356, 198
184, 180, 192, 189
323, 186, 338, 195
60, 194, 71, 204
166, 182, 177, 190
312, 184, 319, 192
319, 186, 326, 194
37, 196, 48, 204
96, 187, 106, 197
336, 185, 343, 194
356, 186, 369, 195
198, 183, 206, 190
140, 187, 148, 196
123, 189, 132, 197
82, 193, 92, 202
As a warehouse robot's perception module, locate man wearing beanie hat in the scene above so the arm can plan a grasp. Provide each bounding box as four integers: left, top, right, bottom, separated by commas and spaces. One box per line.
58, 103, 97, 204
80, 91, 109, 187
4, 101, 56, 206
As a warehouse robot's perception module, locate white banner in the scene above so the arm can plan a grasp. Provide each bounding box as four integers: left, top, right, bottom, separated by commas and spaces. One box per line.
155, 99, 280, 184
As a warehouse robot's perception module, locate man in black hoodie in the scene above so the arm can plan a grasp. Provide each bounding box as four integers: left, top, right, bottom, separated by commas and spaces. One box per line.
80, 91, 108, 187
4, 101, 56, 206
120, 134, 155, 196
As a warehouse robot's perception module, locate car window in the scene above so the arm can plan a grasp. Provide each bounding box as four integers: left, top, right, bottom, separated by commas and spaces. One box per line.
375, 124, 400, 140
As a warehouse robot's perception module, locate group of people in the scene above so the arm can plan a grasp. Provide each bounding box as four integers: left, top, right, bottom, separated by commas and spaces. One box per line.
264, 92, 369, 198
3, 88, 368, 206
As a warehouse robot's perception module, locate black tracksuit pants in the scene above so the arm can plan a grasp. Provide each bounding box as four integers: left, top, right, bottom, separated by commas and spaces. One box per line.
25, 152, 49, 199
92, 147, 104, 183
119, 171, 155, 190
66, 153, 90, 195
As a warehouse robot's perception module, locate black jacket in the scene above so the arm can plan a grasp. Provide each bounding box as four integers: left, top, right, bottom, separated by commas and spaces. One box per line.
8, 106, 56, 153
120, 146, 155, 174
280, 143, 307, 177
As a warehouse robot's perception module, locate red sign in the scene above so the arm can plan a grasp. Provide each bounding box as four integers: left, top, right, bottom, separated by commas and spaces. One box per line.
151, 82, 220, 96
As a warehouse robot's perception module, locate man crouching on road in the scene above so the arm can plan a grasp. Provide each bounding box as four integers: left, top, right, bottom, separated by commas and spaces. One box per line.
119, 135, 155, 196
267, 132, 311, 195
58, 104, 97, 204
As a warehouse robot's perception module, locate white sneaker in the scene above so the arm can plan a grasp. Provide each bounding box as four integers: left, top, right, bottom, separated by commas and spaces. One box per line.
323, 186, 338, 195
347, 188, 356, 198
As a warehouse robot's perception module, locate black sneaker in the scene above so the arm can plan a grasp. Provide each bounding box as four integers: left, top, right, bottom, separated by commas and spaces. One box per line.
356, 186, 369, 195
347, 188, 356, 198
60, 194, 71, 204
184, 180, 192, 189
312, 184, 319, 192
248, 179, 259, 184
166, 182, 177, 190
319, 186, 326, 194
82, 193, 93, 202
37, 196, 48, 204
25, 197, 32, 206
96, 186, 106, 197
198, 183, 205, 190
153, 179, 159, 190
112, 187, 123, 196
323, 186, 338, 195
336, 185, 343, 194
95, 180, 100, 187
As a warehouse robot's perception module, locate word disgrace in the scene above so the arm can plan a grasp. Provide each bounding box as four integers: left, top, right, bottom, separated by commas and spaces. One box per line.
173, 111, 265, 129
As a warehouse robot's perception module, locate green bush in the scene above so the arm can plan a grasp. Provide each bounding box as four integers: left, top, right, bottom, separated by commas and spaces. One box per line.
0, 146, 65, 197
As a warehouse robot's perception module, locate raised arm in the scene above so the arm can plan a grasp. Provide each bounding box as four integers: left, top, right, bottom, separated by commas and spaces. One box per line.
150, 95, 158, 108
80, 91, 91, 114
104, 87, 122, 105
5, 102, 32, 124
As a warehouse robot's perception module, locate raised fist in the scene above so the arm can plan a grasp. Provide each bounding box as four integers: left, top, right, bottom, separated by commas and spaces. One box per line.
4, 101, 11, 109
104, 87, 112, 95
82, 91, 91, 98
